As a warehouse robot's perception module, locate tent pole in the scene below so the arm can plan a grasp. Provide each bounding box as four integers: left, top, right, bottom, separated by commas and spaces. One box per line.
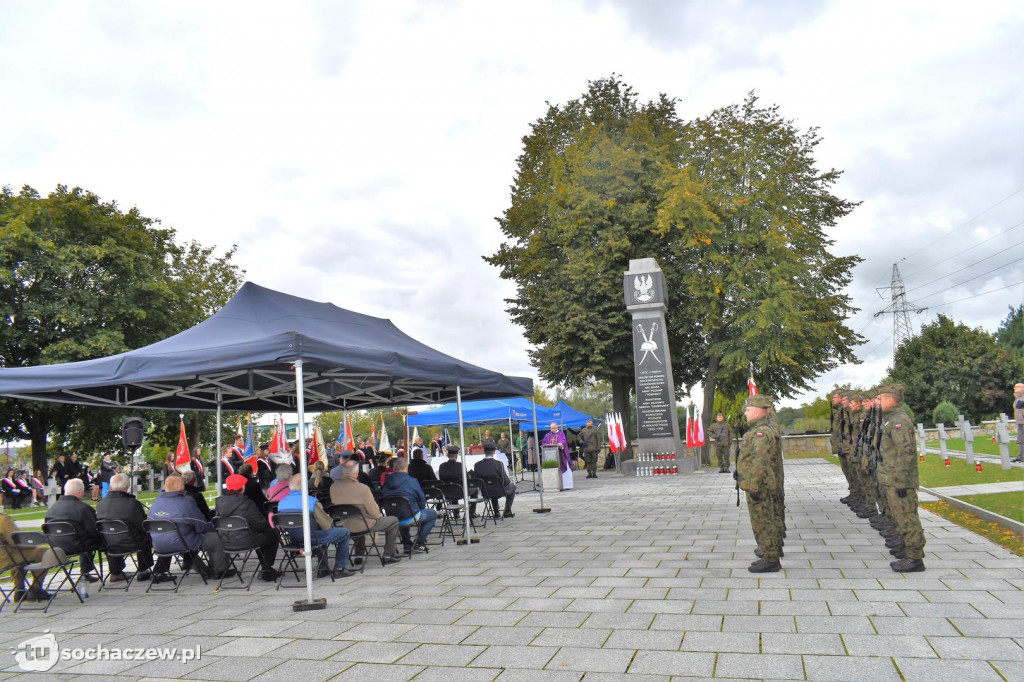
456, 386, 476, 544
507, 414, 515, 478
293, 360, 321, 610
532, 398, 549, 513
216, 392, 223, 493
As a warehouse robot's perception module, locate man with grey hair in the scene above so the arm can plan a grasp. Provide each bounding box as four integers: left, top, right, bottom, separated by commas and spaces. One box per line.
44, 477, 103, 581
330, 459, 401, 564
96, 473, 162, 582
277, 474, 355, 578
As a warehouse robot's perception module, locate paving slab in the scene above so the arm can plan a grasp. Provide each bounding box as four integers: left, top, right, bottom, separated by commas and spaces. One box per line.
0, 459, 1020, 681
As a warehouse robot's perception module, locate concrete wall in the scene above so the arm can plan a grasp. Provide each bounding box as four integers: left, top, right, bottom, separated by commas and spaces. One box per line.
782, 433, 832, 457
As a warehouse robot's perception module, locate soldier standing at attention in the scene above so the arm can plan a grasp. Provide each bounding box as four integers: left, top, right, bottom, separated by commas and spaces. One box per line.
735, 394, 783, 573
709, 413, 732, 473
876, 384, 925, 572
832, 391, 855, 504
577, 419, 601, 479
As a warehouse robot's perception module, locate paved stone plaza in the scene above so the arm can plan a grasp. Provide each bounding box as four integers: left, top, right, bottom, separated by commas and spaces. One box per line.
1, 458, 1021, 681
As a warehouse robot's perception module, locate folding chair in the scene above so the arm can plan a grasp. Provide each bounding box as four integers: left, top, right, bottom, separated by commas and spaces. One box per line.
41, 520, 104, 583
328, 505, 383, 571
271, 512, 335, 589
477, 476, 507, 527
97, 519, 145, 592
379, 496, 424, 558
421, 486, 450, 548
0, 537, 28, 612
142, 519, 210, 593
10, 531, 82, 613
436, 481, 479, 537
467, 476, 500, 527
213, 516, 263, 591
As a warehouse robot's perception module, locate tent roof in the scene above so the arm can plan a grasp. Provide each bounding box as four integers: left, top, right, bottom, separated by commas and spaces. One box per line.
0, 282, 533, 411
407, 397, 553, 427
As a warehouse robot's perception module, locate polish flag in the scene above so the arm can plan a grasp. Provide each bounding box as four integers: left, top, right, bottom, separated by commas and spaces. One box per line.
606, 414, 618, 453
748, 375, 758, 396
614, 413, 626, 452
693, 407, 706, 447
685, 407, 694, 449
174, 417, 191, 472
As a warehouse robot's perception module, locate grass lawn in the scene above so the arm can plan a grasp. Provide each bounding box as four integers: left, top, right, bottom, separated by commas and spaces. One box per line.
921, 500, 1023, 556
925, 437, 1003, 456
916, 455, 1023, 487
957, 491, 1024, 523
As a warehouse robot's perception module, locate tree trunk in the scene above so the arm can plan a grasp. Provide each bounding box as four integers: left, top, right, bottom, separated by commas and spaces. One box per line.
611, 374, 632, 461
27, 410, 50, 475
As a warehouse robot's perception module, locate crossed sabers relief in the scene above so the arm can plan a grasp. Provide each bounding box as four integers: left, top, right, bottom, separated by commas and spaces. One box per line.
637, 322, 662, 365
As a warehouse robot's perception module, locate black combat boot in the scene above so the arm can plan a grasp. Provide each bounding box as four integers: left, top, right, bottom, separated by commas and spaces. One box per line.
889, 547, 906, 559
748, 558, 781, 573
890, 557, 925, 572
839, 495, 852, 504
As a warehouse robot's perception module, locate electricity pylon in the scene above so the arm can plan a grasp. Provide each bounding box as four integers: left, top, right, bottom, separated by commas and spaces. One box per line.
874, 261, 927, 360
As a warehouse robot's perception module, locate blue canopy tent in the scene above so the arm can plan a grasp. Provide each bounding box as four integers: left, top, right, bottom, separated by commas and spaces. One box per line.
408, 398, 558, 428
0, 282, 536, 608
518, 400, 597, 431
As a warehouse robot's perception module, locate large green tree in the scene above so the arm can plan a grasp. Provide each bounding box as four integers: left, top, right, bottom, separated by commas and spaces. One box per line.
996, 304, 1023, 362
0, 185, 243, 472
486, 77, 707, 453
488, 78, 862, 457
890, 314, 1022, 424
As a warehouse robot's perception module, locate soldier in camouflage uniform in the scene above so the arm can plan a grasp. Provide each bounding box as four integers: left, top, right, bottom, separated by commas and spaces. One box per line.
832, 390, 856, 504
875, 383, 925, 572
709, 413, 732, 473
577, 419, 601, 479
851, 393, 878, 520
734, 394, 783, 573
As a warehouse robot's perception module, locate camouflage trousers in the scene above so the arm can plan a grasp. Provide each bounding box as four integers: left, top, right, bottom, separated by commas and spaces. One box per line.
883, 486, 925, 559
859, 461, 878, 511
714, 445, 730, 470
837, 454, 856, 496
584, 452, 599, 476
746, 490, 782, 562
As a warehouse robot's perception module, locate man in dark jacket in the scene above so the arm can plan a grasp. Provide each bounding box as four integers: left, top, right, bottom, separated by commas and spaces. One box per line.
408, 448, 438, 486
182, 470, 213, 521
380, 458, 437, 551
147, 474, 231, 578
43, 478, 102, 581
49, 455, 68, 491
473, 443, 516, 518
96, 473, 163, 582
438, 445, 476, 517
215, 474, 280, 581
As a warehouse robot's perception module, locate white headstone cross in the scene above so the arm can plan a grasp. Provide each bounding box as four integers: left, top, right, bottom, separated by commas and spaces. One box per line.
937, 422, 950, 463
995, 413, 1012, 470
916, 424, 927, 460
958, 415, 975, 466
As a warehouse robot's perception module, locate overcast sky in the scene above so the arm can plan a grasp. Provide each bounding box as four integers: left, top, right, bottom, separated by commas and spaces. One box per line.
2, 0, 1022, 409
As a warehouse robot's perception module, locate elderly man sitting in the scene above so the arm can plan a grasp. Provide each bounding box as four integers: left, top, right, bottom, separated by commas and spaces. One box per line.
96, 473, 164, 582
277, 474, 355, 578
43, 478, 103, 582
147, 474, 233, 580
1, 510, 62, 602
330, 460, 401, 564
215, 474, 281, 581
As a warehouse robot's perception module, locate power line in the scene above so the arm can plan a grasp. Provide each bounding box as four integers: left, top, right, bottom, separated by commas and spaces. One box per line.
859, 334, 894, 362
904, 219, 1024, 280
905, 238, 1024, 294
899, 185, 1024, 263
928, 280, 1024, 311
914, 256, 1021, 302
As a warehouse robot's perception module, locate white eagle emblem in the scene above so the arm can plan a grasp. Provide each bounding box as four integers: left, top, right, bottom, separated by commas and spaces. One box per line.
633, 274, 655, 303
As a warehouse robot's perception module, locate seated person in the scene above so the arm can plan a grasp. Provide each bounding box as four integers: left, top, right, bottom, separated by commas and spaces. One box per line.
182, 470, 213, 521
237, 464, 268, 509
2, 468, 25, 509
380, 457, 437, 552
438, 445, 476, 517
96, 473, 164, 582
147, 474, 233, 580
308, 461, 332, 498
277, 474, 355, 578
1, 510, 62, 602
473, 443, 517, 518
329, 460, 401, 564
408, 448, 438, 486
215, 475, 281, 581
266, 464, 293, 503
43, 478, 103, 582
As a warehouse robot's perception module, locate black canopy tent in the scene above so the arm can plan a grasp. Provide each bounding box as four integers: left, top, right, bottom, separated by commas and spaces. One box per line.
0, 282, 535, 607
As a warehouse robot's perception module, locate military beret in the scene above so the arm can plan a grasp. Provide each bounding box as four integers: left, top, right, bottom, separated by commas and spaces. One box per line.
875, 383, 905, 400
744, 394, 774, 409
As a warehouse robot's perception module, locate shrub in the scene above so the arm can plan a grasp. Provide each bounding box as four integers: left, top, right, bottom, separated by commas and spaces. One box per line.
933, 401, 959, 426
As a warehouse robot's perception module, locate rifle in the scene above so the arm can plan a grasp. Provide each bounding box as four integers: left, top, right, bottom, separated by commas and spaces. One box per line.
871, 403, 883, 472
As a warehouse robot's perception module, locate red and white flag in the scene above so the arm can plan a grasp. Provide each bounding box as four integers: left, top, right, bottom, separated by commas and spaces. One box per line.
685, 407, 694, 449
693, 407, 706, 447
606, 414, 618, 453
614, 413, 626, 452
174, 416, 191, 472
748, 363, 758, 396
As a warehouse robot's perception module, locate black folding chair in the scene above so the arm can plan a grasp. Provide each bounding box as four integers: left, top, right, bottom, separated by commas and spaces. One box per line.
379, 495, 424, 557
0, 537, 29, 612
97, 519, 145, 592
477, 476, 507, 526
328, 504, 383, 571
10, 531, 82, 613
271, 512, 335, 589
41, 520, 104, 583
421, 486, 450, 548
467, 476, 499, 527
142, 519, 210, 593
213, 516, 263, 591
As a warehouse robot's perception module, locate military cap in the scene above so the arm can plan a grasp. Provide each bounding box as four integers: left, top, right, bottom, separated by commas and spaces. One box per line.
744, 394, 774, 409
446, 444, 461, 455
483, 443, 496, 453
847, 391, 864, 402
875, 383, 905, 400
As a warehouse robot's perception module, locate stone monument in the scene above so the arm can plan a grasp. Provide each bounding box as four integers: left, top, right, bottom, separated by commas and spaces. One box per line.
623, 258, 695, 475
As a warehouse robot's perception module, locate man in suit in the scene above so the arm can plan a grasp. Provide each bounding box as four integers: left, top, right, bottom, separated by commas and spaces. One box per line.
473, 443, 516, 518
43, 478, 103, 581
438, 446, 475, 518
